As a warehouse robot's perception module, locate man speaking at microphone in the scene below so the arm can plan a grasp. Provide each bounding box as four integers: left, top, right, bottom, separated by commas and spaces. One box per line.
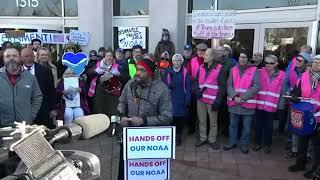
117, 58, 172, 180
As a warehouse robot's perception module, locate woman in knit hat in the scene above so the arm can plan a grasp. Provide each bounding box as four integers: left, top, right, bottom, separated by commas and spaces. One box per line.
154, 28, 175, 60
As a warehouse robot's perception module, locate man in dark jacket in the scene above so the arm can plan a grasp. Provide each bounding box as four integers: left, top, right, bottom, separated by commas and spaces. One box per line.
117, 58, 172, 180
115, 48, 130, 90
21, 47, 56, 129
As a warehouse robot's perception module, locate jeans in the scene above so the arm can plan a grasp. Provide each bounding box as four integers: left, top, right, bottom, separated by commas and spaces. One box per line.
255, 109, 274, 146
229, 113, 253, 146
64, 107, 84, 124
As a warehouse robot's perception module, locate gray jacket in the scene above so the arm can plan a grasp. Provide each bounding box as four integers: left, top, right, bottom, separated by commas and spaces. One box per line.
227, 64, 260, 115
0, 67, 43, 126
117, 78, 172, 126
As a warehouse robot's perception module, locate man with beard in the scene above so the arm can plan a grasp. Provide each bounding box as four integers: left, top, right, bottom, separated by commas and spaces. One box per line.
31, 38, 42, 57
21, 47, 56, 129
0, 47, 42, 127
117, 58, 172, 180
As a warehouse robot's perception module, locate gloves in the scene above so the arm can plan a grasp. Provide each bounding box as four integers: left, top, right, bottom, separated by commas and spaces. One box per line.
289, 95, 300, 103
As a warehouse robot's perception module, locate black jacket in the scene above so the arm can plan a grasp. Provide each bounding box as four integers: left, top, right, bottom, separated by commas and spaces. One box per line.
34, 63, 56, 128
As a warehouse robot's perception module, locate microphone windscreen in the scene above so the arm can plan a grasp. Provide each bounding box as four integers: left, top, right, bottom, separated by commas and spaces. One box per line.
74, 114, 110, 139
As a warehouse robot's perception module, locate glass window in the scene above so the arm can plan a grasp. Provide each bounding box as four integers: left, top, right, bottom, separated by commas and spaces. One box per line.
263, 27, 308, 70
0, 0, 62, 17
189, 0, 317, 12
113, 0, 149, 16
64, 0, 78, 17
64, 27, 78, 33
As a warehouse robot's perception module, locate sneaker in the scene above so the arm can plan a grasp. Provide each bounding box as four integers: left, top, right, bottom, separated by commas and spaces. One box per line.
252, 144, 262, 151
223, 144, 237, 151
209, 142, 220, 150
241, 146, 249, 154
285, 151, 298, 159
264, 146, 272, 154
195, 140, 207, 147
288, 160, 306, 172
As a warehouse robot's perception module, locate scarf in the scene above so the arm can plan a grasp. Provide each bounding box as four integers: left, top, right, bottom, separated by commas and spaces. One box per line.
311, 69, 320, 90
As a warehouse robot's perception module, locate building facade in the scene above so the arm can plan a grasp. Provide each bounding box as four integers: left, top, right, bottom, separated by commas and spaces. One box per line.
1, 0, 320, 57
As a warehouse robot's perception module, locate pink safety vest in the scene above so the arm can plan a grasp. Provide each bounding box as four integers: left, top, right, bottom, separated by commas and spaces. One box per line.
256, 68, 285, 112
227, 66, 257, 109
190, 56, 203, 80
198, 63, 222, 105
166, 68, 188, 93
298, 70, 320, 123
88, 62, 119, 97
288, 57, 298, 90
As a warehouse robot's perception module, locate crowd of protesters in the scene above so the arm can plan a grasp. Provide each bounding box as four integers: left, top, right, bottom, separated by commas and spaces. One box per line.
1, 27, 320, 179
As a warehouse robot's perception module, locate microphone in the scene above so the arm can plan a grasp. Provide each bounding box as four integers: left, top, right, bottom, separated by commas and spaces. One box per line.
49, 114, 110, 144
110, 115, 120, 136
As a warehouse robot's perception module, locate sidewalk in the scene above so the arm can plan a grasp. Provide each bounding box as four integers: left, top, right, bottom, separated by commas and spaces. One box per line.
58, 133, 307, 180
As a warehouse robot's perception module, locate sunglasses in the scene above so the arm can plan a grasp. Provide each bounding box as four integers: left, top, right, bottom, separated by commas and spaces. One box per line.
265, 62, 276, 65
296, 58, 304, 62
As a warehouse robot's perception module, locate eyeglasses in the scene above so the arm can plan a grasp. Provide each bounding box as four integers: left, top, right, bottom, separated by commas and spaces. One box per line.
296, 58, 304, 62
265, 62, 276, 65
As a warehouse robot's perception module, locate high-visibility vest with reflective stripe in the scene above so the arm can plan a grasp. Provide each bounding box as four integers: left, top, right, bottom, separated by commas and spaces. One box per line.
198, 63, 222, 105
288, 57, 298, 91
190, 56, 203, 80
128, 59, 136, 79
298, 70, 320, 123
166, 68, 188, 93
256, 68, 285, 112
227, 66, 257, 109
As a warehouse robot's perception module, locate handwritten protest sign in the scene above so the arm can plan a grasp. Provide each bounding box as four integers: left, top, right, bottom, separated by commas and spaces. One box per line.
70, 30, 90, 46
192, 10, 236, 39
0, 32, 70, 45
118, 27, 146, 49
123, 127, 175, 160
125, 159, 170, 180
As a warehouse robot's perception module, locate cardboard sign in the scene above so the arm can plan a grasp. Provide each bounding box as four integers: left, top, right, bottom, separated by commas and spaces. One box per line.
70, 30, 90, 46
125, 159, 170, 180
192, 10, 236, 39
118, 27, 146, 49
0, 32, 70, 45
123, 127, 175, 160
63, 77, 80, 108
62, 52, 89, 76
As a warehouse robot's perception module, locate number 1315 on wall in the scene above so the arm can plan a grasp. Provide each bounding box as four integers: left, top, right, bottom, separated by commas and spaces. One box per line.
16, 0, 39, 8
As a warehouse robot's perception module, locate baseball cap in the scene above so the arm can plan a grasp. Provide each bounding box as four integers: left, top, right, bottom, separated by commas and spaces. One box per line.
116, 48, 124, 53
298, 52, 313, 63
184, 44, 192, 51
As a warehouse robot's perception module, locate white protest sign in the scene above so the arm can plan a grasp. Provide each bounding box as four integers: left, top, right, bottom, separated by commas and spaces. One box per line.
123, 127, 175, 160
118, 27, 146, 49
0, 32, 71, 45
192, 10, 236, 39
70, 30, 90, 46
124, 159, 170, 180
63, 77, 80, 108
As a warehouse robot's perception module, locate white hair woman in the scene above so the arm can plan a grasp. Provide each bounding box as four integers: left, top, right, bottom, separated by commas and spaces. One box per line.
162, 53, 192, 146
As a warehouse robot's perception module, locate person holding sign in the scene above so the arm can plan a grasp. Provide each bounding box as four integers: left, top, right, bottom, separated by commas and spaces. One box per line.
56, 68, 89, 124
193, 48, 226, 149
117, 58, 172, 180
287, 55, 320, 179
224, 49, 260, 154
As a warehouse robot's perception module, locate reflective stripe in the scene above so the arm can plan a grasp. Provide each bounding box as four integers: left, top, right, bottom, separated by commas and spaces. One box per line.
235, 88, 248, 93
200, 84, 219, 89
256, 100, 277, 108
314, 112, 320, 117
202, 94, 217, 100
246, 99, 257, 104
258, 91, 280, 98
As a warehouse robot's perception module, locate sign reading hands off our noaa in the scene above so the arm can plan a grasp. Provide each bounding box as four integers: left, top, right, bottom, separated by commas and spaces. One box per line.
62, 52, 89, 76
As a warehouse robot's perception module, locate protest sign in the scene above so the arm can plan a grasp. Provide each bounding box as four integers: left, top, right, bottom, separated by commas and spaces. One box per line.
123, 127, 175, 160
0, 32, 70, 45
124, 159, 170, 180
70, 30, 90, 46
192, 10, 236, 39
118, 27, 146, 49
63, 77, 80, 108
